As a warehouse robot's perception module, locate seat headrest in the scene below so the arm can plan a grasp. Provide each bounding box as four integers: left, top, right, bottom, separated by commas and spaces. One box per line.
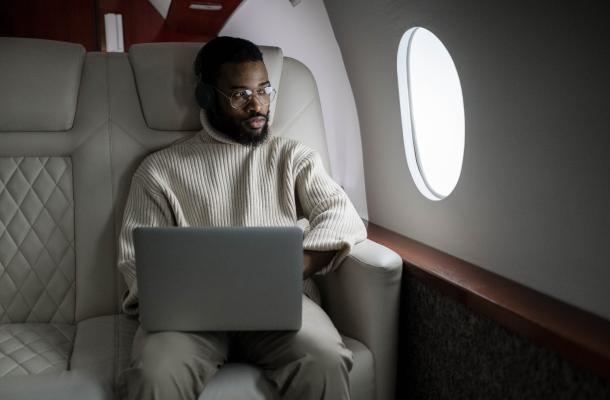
129, 42, 283, 131
0, 38, 85, 132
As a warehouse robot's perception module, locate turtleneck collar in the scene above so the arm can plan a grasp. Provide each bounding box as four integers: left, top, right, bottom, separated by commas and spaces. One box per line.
198, 109, 272, 146
198, 109, 240, 145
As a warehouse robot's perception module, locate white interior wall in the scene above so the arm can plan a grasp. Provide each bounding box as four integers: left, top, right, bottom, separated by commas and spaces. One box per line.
220, 0, 368, 218
324, 0, 610, 319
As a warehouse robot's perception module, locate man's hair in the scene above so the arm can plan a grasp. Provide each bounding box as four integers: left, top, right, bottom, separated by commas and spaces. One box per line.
194, 36, 263, 85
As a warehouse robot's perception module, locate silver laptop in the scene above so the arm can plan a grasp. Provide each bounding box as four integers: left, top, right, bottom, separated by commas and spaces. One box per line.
134, 226, 303, 332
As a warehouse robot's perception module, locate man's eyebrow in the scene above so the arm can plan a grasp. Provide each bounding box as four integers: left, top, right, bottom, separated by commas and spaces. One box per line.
229, 81, 271, 90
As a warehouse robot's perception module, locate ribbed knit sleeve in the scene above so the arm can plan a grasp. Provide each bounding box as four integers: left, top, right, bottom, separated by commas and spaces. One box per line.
117, 171, 174, 315
296, 150, 367, 274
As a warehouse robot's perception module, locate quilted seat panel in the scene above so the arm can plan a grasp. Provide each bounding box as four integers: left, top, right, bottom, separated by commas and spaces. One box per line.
0, 323, 75, 377
0, 157, 75, 323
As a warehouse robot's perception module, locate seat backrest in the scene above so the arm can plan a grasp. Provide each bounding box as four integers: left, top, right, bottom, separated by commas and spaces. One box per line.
0, 38, 117, 323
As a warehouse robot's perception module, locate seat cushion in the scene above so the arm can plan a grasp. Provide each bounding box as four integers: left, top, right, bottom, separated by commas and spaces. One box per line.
0, 323, 75, 377
0, 370, 109, 400
0, 315, 138, 400
72, 314, 138, 379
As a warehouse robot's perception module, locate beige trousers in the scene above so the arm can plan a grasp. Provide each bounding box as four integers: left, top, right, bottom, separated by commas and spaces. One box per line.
121, 296, 353, 400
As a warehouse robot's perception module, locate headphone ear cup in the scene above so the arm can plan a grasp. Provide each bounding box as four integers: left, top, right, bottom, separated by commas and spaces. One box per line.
196, 82, 215, 110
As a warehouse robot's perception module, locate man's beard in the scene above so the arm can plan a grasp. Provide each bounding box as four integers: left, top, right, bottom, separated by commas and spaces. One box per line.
208, 107, 270, 147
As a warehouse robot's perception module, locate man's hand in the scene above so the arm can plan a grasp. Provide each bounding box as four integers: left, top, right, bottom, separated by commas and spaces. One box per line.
303, 250, 337, 280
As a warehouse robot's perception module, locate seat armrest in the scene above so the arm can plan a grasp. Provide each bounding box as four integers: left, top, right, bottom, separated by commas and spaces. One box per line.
315, 238, 402, 400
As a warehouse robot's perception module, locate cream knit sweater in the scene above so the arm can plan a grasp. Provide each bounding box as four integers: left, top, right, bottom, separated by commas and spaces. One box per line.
117, 112, 367, 314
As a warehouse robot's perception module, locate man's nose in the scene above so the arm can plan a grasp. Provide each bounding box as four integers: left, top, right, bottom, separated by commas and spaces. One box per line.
247, 94, 263, 113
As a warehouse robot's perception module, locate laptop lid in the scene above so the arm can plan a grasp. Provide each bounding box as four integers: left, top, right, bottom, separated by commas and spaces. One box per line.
134, 226, 303, 332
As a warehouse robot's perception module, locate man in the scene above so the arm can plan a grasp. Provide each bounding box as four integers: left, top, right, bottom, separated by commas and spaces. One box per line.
118, 36, 367, 400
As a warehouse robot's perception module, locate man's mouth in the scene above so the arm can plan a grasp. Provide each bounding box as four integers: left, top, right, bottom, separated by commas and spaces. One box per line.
246, 116, 266, 130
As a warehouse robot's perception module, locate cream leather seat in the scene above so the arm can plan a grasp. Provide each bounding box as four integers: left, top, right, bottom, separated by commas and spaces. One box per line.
0, 38, 402, 400
0, 37, 131, 400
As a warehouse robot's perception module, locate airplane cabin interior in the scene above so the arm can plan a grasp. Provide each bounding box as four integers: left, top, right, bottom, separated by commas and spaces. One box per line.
0, 0, 608, 399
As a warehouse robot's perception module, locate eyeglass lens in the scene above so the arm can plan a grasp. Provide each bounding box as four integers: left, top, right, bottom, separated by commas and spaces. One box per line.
230, 87, 276, 108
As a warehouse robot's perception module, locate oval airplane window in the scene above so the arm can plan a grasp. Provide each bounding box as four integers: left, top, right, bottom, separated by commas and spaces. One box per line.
397, 27, 465, 200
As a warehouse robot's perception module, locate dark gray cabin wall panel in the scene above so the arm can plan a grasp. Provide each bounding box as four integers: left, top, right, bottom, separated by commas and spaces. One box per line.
323, 0, 610, 318
399, 277, 610, 398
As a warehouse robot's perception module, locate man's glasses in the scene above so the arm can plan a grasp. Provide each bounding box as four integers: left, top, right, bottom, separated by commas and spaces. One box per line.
215, 86, 277, 110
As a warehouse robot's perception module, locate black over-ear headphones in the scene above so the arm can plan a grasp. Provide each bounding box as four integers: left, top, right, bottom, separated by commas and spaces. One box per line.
195, 80, 215, 111
194, 50, 215, 110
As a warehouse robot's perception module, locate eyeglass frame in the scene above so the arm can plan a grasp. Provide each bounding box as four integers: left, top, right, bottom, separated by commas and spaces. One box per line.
214, 86, 277, 110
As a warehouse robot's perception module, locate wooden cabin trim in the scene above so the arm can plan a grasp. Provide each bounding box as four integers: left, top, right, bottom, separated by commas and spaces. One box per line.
365, 222, 610, 380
